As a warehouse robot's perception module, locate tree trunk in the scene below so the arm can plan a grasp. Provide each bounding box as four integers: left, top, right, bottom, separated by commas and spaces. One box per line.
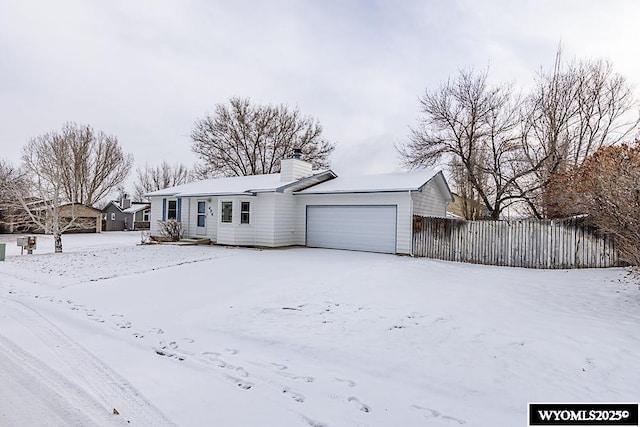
54, 233, 63, 253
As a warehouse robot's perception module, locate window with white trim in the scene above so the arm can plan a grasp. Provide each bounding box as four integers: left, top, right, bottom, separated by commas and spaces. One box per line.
197, 201, 206, 227
240, 201, 250, 224
167, 200, 177, 220
221, 201, 232, 223
111, 212, 116, 220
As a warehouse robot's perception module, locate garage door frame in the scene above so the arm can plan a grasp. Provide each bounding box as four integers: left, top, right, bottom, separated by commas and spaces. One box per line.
305, 204, 398, 254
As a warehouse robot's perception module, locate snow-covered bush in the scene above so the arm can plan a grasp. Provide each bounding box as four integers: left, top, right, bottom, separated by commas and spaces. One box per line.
156, 220, 183, 242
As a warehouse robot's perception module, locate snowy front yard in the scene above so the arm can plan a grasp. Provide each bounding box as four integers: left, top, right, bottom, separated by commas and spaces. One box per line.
0, 233, 638, 426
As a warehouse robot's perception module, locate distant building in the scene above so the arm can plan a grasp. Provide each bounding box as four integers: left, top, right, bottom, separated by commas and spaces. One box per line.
446, 192, 491, 220
102, 196, 151, 231
0, 201, 101, 233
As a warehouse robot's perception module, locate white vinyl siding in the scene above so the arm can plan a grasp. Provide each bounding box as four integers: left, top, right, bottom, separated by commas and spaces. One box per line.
306, 205, 397, 253
185, 198, 197, 237
149, 197, 164, 235
254, 193, 276, 247
207, 198, 217, 241
253, 193, 299, 247
280, 159, 313, 182
217, 198, 256, 246
273, 193, 298, 246
412, 180, 449, 218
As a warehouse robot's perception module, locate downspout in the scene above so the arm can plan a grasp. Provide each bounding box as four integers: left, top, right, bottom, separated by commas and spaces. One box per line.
409, 189, 414, 256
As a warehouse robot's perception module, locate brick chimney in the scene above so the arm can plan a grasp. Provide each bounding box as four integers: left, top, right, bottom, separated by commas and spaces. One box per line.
280, 149, 312, 182
120, 195, 131, 209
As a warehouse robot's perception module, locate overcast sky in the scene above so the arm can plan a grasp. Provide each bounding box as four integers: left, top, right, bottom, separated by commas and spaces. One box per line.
1, 0, 639, 184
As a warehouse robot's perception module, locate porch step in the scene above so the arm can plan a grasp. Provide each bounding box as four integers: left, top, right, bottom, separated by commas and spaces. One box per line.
177, 237, 211, 245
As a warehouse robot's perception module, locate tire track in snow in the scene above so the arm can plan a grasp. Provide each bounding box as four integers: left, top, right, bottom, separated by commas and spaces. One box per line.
0, 334, 123, 426
0, 298, 176, 426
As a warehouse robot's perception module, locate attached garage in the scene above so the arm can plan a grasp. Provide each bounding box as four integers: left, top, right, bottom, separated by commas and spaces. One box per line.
306, 205, 397, 254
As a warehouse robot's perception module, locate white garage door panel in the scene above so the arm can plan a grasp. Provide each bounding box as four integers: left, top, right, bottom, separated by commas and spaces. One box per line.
306, 205, 397, 253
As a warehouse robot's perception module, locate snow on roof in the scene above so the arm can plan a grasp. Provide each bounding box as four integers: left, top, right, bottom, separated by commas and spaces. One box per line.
296, 169, 443, 194
144, 173, 298, 197
123, 204, 149, 214
144, 169, 449, 198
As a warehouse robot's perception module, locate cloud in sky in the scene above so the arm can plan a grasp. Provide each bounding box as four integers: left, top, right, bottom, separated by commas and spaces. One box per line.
1, 0, 639, 182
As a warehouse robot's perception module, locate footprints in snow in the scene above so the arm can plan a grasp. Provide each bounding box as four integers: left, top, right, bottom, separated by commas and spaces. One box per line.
329, 393, 371, 414
282, 387, 305, 403
225, 375, 253, 390
158, 341, 179, 350
154, 348, 184, 361
200, 352, 372, 415
334, 377, 357, 387
272, 363, 315, 383
47, 296, 198, 364
202, 350, 255, 391
28, 293, 441, 421
348, 396, 371, 413
411, 405, 466, 424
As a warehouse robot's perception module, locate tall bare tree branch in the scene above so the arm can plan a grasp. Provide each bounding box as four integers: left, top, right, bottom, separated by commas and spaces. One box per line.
398, 68, 528, 219
133, 161, 192, 201
191, 97, 335, 178
521, 48, 640, 217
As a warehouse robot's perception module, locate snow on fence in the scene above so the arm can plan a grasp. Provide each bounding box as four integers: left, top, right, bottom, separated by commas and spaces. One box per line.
412, 216, 622, 268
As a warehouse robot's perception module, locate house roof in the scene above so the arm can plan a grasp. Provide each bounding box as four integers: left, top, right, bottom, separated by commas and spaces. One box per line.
295, 169, 451, 197
104, 201, 150, 213
144, 168, 454, 200
123, 203, 150, 214
144, 170, 334, 198
59, 203, 102, 214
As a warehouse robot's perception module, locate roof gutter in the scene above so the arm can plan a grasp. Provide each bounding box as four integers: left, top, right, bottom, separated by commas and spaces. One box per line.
277, 170, 338, 193
295, 188, 421, 195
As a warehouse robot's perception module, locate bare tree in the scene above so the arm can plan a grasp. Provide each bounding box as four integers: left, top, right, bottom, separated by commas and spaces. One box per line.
521, 49, 640, 217
546, 143, 640, 266
49, 123, 133, 207
133, 161, 192, 201
0, 159, 19, 202
5, 125, 132, 253
191, 97, 335, 178
0, 160, 27, 232
398, 69, 528, 219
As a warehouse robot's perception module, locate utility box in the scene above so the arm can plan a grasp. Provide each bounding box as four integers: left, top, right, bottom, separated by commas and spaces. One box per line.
17, 236, 37, 254
0, 243, 5, 261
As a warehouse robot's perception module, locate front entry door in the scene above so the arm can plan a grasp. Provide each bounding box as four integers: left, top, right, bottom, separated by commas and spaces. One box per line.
196, 201, 206, 235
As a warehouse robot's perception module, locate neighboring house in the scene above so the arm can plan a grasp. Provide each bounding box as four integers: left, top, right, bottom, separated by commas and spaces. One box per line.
146, 154, 453, 255
59, 204, 102, 233
0, 202, 101, 233
446, 192, 492, 220
102, 198, 151, 231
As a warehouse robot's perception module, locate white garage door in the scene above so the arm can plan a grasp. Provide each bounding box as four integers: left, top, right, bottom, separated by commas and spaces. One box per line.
306, 205, 397, 254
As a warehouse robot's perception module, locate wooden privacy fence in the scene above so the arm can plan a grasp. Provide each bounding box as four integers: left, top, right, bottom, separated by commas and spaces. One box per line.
412, 216, 622, 269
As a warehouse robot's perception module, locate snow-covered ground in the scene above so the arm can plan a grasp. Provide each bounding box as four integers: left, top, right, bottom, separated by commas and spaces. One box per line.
0, 233, 638, 426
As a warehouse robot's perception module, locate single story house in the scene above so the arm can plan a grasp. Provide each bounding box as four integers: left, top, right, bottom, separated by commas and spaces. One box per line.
102, 198, 151, 231
59, 203, 102, 233
146, 155, 453, 255
1, 202, 102, 234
